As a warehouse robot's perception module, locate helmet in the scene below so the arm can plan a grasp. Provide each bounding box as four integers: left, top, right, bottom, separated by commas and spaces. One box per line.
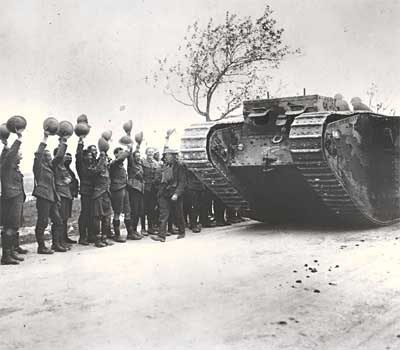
135, 131, 143, 144
119, 135, 133, 145
43, 117, 59, 135
77, 114, 89, 124
57, 121, 74, 138
123, 120, 133, 135
0, 123, 10, 140
98, 137, 110, 152
101, 130, 112, 141
74, 123, 91, 137
6, 115, 27, 133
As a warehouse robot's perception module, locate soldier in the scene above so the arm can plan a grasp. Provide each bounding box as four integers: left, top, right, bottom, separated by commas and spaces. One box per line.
53, 140, 74, 251
75, 137, 95, 245
1, 138, 28, 256
1, 129, 25, 264
32, 131, 66, 254
142, 147, 160, 235
109, 147, 130, 243
126, 148, 144, 240
214, 196, 230, 226
63, 152, 79, 244
90, 149, 113, 248
151, 148, 187, 242
184, 169, 204, 233
200, 189, 215, 228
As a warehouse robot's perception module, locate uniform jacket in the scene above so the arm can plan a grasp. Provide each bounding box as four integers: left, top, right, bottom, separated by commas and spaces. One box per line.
66, 164, 79, 198
90, 153, 111, 199
159, 161, 187, 198
109, 151, 129, 192
142, 158, 160, 192
75, 141, 94, 196
53, 143, 72, 199
32, 142, 60, 203
0, 146, 8, 194
1, 139, 25, 199
127, 154, 144, 193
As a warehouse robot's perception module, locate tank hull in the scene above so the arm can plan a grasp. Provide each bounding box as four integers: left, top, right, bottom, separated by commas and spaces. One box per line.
181, 102, 400, 226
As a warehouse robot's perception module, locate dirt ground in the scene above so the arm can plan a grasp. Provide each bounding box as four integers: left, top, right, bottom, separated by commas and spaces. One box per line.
1, 221, 400, 350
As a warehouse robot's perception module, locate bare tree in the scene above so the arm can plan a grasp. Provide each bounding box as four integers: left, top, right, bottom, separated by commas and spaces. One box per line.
149, 6, 298, 121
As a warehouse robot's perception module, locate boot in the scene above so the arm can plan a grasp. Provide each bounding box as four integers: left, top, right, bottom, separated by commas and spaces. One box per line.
140, 216, 146, 236
10, 241, 24, 262
35, 229, 54, 254
37, 244, 54, 254
64, 225, 77, 244
1, 234, 19, 265
112, 220, 126, 243
150, 234, 166, 242
51, 229, 67, 253
192, 224, 201, 233
94, 235, 106, 248
14, 232, 28, 254
126, 220, 142, 240
177, 234, 185, 239
101, 235, 114, 246
78, 230, 89, 245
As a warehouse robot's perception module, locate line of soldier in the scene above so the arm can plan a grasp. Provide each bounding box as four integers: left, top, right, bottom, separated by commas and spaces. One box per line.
0, 118, 243, 265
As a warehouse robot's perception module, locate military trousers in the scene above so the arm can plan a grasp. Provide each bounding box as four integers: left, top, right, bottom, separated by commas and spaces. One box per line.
111, 187, 131, 220
78, 194, 94, 241
158, 194, 185, 236
128, 188, 144, 230
184, 189, 203, 227
144, 189, 157, 229
35, 197, 63, 245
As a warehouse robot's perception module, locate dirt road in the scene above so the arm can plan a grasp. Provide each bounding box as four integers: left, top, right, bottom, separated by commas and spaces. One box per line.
1, 221, 400, 350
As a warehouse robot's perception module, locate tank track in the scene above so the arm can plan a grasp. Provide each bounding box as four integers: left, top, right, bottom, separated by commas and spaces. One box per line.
289, 112, 376, 226
181, 122, 250, 210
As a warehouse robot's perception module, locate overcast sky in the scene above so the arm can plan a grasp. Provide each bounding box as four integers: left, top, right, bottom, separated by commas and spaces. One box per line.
0, 0, 399, 172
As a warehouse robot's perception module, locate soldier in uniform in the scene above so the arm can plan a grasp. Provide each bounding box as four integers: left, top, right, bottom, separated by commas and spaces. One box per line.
1, 130, 25, 264
151, 148, 187, 242
184, 169, 204, 233
63, 152, 79, 243
33, 131, 66, 254
126, 148, 144, 239
53, 139, 74, 251
200, 188, 215, 228
1, 138, 28, 257
75, 137, 95, 245
214, 196, 230, 226
109, 147, 130, 243
142, 147, 160, 235
90, 149, 113, 247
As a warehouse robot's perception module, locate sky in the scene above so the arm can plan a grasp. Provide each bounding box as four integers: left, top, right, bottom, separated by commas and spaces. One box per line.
0, 0, 399, 172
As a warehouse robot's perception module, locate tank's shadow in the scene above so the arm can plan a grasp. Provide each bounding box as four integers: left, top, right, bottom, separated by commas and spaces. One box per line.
224, 220, 400, 237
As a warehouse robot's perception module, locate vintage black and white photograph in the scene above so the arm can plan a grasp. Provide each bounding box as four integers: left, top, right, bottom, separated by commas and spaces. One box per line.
0, 1, 399, 349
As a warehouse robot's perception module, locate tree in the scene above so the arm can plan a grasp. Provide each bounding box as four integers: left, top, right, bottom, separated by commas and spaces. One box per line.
149, 6, 298, 121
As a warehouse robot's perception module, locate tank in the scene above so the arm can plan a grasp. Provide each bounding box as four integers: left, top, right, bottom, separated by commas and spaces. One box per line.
180, 95, 400, 226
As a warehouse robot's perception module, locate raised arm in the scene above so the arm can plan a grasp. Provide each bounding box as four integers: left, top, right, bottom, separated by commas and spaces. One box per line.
52, 139, 67, 167
33, 132, 50, 178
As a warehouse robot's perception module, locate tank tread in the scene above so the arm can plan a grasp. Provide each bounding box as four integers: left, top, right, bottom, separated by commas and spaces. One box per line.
289, 112, 374, 225
181, 123, 250, 210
